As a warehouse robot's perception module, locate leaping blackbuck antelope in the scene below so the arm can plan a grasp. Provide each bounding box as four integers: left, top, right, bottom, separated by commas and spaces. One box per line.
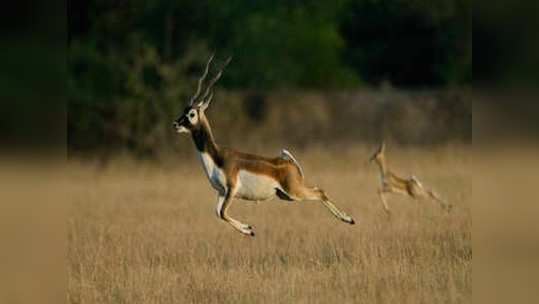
172, 55, 356, 236
369, 142, 452, 215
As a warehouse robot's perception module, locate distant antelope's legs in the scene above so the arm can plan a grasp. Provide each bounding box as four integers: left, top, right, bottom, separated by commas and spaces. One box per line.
216, 189, 254, 236
426, 189, 452, 211
378, 189, 391, 215
297, 186, 355, 224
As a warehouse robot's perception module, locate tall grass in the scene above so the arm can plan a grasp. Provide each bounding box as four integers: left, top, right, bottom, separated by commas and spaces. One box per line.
67, 144, 471, 303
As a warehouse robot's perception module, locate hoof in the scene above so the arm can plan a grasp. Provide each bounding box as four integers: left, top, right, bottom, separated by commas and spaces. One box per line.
241, 228, 255, 237
342, 217, 355, 225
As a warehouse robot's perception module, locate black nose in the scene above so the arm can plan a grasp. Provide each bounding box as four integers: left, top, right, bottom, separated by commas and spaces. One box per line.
172, 121, 179, 129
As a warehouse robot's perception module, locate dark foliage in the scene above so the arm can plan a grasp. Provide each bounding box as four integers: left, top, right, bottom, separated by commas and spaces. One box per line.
67, 0, 471, 155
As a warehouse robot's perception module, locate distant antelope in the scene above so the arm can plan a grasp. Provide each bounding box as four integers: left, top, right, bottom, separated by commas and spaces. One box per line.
369, 142, 451, 215
173, 55, 355, 236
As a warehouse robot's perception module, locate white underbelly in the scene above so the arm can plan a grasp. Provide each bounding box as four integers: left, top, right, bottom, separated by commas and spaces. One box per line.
235, 170, 280, 201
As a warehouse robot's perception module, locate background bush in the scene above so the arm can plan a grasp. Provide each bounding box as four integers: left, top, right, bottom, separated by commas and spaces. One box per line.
68, 0, 471, 157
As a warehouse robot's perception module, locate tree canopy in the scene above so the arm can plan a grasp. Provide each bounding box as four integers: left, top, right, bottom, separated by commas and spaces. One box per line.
67, 0, 471, 155
69, 0, 471, 90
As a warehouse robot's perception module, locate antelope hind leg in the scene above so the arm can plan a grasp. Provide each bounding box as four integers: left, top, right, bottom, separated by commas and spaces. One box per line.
298, 186, 356, 225
426, 189, 452, 212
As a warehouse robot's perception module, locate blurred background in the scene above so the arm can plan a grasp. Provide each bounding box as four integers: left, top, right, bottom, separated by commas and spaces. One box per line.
67, 0, 472, 160
64, 4, 474, 302
10, 2, 539, 304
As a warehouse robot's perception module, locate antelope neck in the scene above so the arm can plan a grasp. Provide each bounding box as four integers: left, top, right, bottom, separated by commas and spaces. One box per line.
191, 116, 222, 164
376, 159, 388, 177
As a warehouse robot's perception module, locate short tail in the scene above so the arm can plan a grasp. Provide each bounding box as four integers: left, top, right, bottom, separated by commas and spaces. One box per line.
281, 149, 304, 178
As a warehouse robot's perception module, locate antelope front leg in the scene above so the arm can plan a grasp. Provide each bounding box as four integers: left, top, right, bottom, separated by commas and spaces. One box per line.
216, 190, 255, 236
378, 189, 391, 216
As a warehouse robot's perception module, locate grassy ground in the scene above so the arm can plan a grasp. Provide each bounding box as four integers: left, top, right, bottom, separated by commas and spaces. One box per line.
67, 144, 471, 304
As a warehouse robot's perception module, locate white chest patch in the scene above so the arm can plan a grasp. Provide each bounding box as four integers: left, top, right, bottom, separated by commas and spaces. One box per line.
235, 170, 281, 201
197, 152, 226, 194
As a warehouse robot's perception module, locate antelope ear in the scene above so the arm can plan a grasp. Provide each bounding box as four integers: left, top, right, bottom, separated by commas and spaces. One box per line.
198, 92, 213, 112
196, 100, 205, 111
199, 101, 209, 112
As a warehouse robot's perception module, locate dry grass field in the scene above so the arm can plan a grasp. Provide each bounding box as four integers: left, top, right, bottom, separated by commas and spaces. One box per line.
67, 144, 471, 304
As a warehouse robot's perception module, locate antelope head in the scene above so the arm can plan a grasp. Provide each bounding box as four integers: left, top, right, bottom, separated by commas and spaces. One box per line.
173, 55, 231, 134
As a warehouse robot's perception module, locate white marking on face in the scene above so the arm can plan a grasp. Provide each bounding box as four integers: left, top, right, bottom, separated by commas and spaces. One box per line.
187, 109, 198, 125
198, 152, 226, 194
236, 170, 281, 201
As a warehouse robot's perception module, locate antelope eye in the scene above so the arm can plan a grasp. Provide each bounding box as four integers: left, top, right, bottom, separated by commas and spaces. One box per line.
189, 112, 195, 118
